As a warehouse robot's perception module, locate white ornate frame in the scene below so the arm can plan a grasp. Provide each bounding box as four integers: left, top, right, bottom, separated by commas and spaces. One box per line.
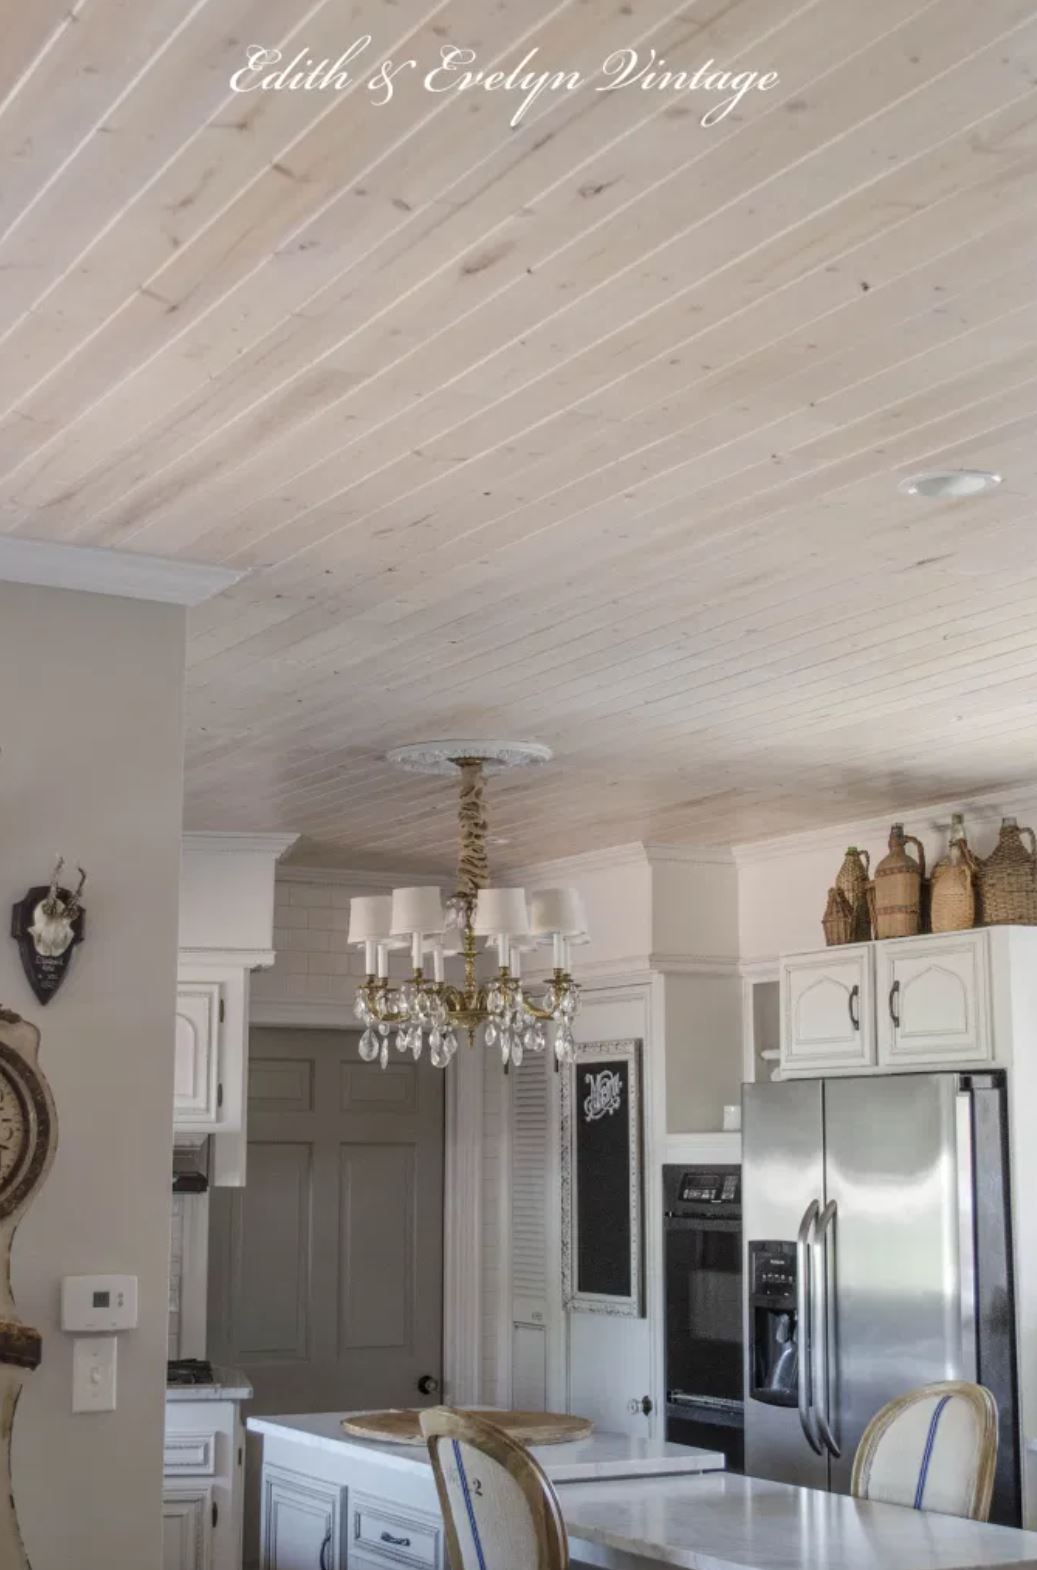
560, 1038, 644, 1318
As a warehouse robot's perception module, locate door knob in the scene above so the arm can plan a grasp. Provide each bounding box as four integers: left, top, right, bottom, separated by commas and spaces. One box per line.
627, 1396, 653, 1415
417, 1374, 440, 1396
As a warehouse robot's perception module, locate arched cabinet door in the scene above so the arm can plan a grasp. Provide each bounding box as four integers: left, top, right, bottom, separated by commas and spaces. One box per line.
877, 932, 991, 1067
780, 947, 874, 1073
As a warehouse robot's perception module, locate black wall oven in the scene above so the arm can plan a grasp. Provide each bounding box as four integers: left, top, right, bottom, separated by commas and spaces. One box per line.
663, 1163, 743, 1471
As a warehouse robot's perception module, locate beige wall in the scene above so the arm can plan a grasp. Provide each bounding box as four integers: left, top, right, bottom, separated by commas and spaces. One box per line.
0, 585, 185, 1570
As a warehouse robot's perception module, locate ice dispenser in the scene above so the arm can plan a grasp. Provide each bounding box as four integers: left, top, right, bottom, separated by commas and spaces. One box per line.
747, 1241, 799, 1406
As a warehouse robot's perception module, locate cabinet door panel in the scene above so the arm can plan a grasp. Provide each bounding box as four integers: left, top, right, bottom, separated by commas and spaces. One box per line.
780, 948, 873, 1072
174, 981, 222, 1126
877, 933, 990, 1066
163, 1485, 213, 1570
262, 1466, 343, 1570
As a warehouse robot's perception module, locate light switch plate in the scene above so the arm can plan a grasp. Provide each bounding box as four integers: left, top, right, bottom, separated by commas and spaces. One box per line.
72, 1336, 117, 1413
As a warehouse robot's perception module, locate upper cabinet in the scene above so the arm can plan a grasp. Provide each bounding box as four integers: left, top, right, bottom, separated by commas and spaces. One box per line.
174, 978, 224, 1127
780, 947, 874, 1073
779, 931, 993, 1077
876, 933, 990, 1068
175, 833, 297, 1186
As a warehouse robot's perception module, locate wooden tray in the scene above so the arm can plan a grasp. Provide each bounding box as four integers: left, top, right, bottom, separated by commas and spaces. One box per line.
341, 1408, 593, 1447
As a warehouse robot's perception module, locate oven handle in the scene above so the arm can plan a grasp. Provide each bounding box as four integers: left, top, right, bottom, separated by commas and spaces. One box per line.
664, 1216, 742, 1232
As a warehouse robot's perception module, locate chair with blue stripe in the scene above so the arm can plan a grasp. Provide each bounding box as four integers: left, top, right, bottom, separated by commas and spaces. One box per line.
420, 1407, 569, 1570
851, 1381, 998, 1521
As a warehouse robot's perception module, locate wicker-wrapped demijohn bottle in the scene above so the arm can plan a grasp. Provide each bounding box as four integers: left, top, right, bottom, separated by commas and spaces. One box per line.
929, 813, 977, 933
834, 847, 871, 941
978, 816, 1037, 926
873, 822, 926, 939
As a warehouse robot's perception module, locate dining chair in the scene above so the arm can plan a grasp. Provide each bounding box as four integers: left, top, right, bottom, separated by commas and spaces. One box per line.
419, 1406, 570, 1570
851, 1381, 998, 1521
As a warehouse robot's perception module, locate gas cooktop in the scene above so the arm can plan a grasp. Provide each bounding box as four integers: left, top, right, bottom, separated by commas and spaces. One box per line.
167, 1358, 215, 1387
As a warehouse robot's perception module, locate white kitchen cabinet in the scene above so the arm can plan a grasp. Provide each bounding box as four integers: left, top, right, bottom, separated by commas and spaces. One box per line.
174, 959, 253, 1184
163, 1484, 213, 1570
780, 946, 874, 1074
261, 1465, 345, 1570
174, 979, 223, 1127
876, 931, 991, 1067
166, 1394, 245, 1570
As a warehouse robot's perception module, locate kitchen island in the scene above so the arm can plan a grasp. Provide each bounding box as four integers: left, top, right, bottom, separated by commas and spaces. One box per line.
248, 1413, 724, 1567
249, 1413, 1037, 1569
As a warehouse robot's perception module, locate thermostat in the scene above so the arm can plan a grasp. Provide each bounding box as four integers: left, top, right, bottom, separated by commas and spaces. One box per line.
61, 1275, 138, 1333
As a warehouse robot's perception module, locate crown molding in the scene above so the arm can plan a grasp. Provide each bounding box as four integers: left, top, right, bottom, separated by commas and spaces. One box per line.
183, 831, 299, 858
510, 839, 734, 883
180, 946, 276, 970
731, 784, 1037, 867
0, 537, 242, 605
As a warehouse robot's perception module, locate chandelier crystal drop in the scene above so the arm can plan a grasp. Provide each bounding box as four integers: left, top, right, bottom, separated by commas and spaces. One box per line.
349, 746, 585, 1072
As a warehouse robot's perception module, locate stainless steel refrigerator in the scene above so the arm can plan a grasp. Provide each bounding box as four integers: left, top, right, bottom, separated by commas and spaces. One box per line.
742, 1072, 1019, 1525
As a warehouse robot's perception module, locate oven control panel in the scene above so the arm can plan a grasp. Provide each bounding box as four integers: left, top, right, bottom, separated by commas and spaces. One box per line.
678, 1170, 740, 1205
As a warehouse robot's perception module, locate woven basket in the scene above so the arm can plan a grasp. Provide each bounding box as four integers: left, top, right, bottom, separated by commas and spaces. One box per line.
822, 886, 855, 946
874, 823, 926, 939
978, 819, 1037, 926
834, 847, 871, 941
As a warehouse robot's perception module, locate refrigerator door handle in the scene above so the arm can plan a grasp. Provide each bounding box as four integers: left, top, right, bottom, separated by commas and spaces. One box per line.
955, 1089, 978, 1382
796, 1199, 823, 1455
813, 1199, 841, 1458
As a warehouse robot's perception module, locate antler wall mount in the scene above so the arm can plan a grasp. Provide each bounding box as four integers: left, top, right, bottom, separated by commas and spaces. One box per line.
11, 858, 87, 1005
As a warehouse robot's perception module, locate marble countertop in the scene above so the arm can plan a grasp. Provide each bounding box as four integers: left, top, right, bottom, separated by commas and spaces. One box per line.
559, 1473, 1037, 1570
166, 1366, 253, 1402
247, 1413, 725, 1483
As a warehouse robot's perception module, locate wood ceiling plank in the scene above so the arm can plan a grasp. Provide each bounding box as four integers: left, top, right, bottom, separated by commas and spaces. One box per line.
14, 0, 938, 542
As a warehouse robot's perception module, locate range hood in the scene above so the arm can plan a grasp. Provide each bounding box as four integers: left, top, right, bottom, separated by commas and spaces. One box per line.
172, 1136, 210, 1193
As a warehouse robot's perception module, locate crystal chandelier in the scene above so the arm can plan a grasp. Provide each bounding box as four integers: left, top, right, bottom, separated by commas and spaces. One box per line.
350, 742, 586, 1072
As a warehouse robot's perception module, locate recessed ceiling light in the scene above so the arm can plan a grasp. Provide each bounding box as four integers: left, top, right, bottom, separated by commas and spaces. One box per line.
898, 469, 1002, 499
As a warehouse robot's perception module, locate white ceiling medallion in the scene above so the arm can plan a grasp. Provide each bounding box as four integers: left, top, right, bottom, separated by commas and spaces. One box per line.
349, 741, 582, 1073
385, 739, 553, 775
897, 469, 1002, 499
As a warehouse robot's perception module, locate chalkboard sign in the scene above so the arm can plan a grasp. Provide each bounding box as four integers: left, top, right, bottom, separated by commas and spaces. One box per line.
561, 1039, 644, 1317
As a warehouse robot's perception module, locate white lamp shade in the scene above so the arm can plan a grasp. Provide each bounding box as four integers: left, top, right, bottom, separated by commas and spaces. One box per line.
474, 887, 531, 937
348, 895, 392, 944
390, 885, 445, 936
529, 886, 587, 937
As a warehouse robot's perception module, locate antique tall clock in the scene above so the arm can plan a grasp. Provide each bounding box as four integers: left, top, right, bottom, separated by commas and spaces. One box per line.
0, 1010, 57, 1570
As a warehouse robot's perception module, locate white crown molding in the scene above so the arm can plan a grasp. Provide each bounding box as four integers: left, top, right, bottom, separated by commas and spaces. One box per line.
739, 958, 782, 981
510, 839, 733, 883
648, 951, 741, 976
180, 946, 276, 971
731, 784, 1037, 866
0, 537, 242, 605
183, 831, 299, 858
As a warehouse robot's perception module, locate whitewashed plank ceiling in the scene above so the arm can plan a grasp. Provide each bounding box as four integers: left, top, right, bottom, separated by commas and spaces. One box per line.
4, 0, 1037, 868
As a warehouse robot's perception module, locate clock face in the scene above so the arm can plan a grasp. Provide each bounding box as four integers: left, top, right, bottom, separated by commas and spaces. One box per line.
0, 1067, 29, 1188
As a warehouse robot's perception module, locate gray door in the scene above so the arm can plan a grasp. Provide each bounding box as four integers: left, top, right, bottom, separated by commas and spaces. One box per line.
209, 1026, 445, 1412
742, 1078, 827, 1490
824, 1073, 971, 1495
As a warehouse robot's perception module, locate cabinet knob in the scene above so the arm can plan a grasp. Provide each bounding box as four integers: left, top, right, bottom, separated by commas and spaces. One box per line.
417, 1374, 440, 1396
627, 1395, 653, 1416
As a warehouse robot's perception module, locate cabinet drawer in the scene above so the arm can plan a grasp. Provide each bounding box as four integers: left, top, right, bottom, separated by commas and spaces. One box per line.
352, 1493, 441, 1570
164, 1429, 217, 1475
